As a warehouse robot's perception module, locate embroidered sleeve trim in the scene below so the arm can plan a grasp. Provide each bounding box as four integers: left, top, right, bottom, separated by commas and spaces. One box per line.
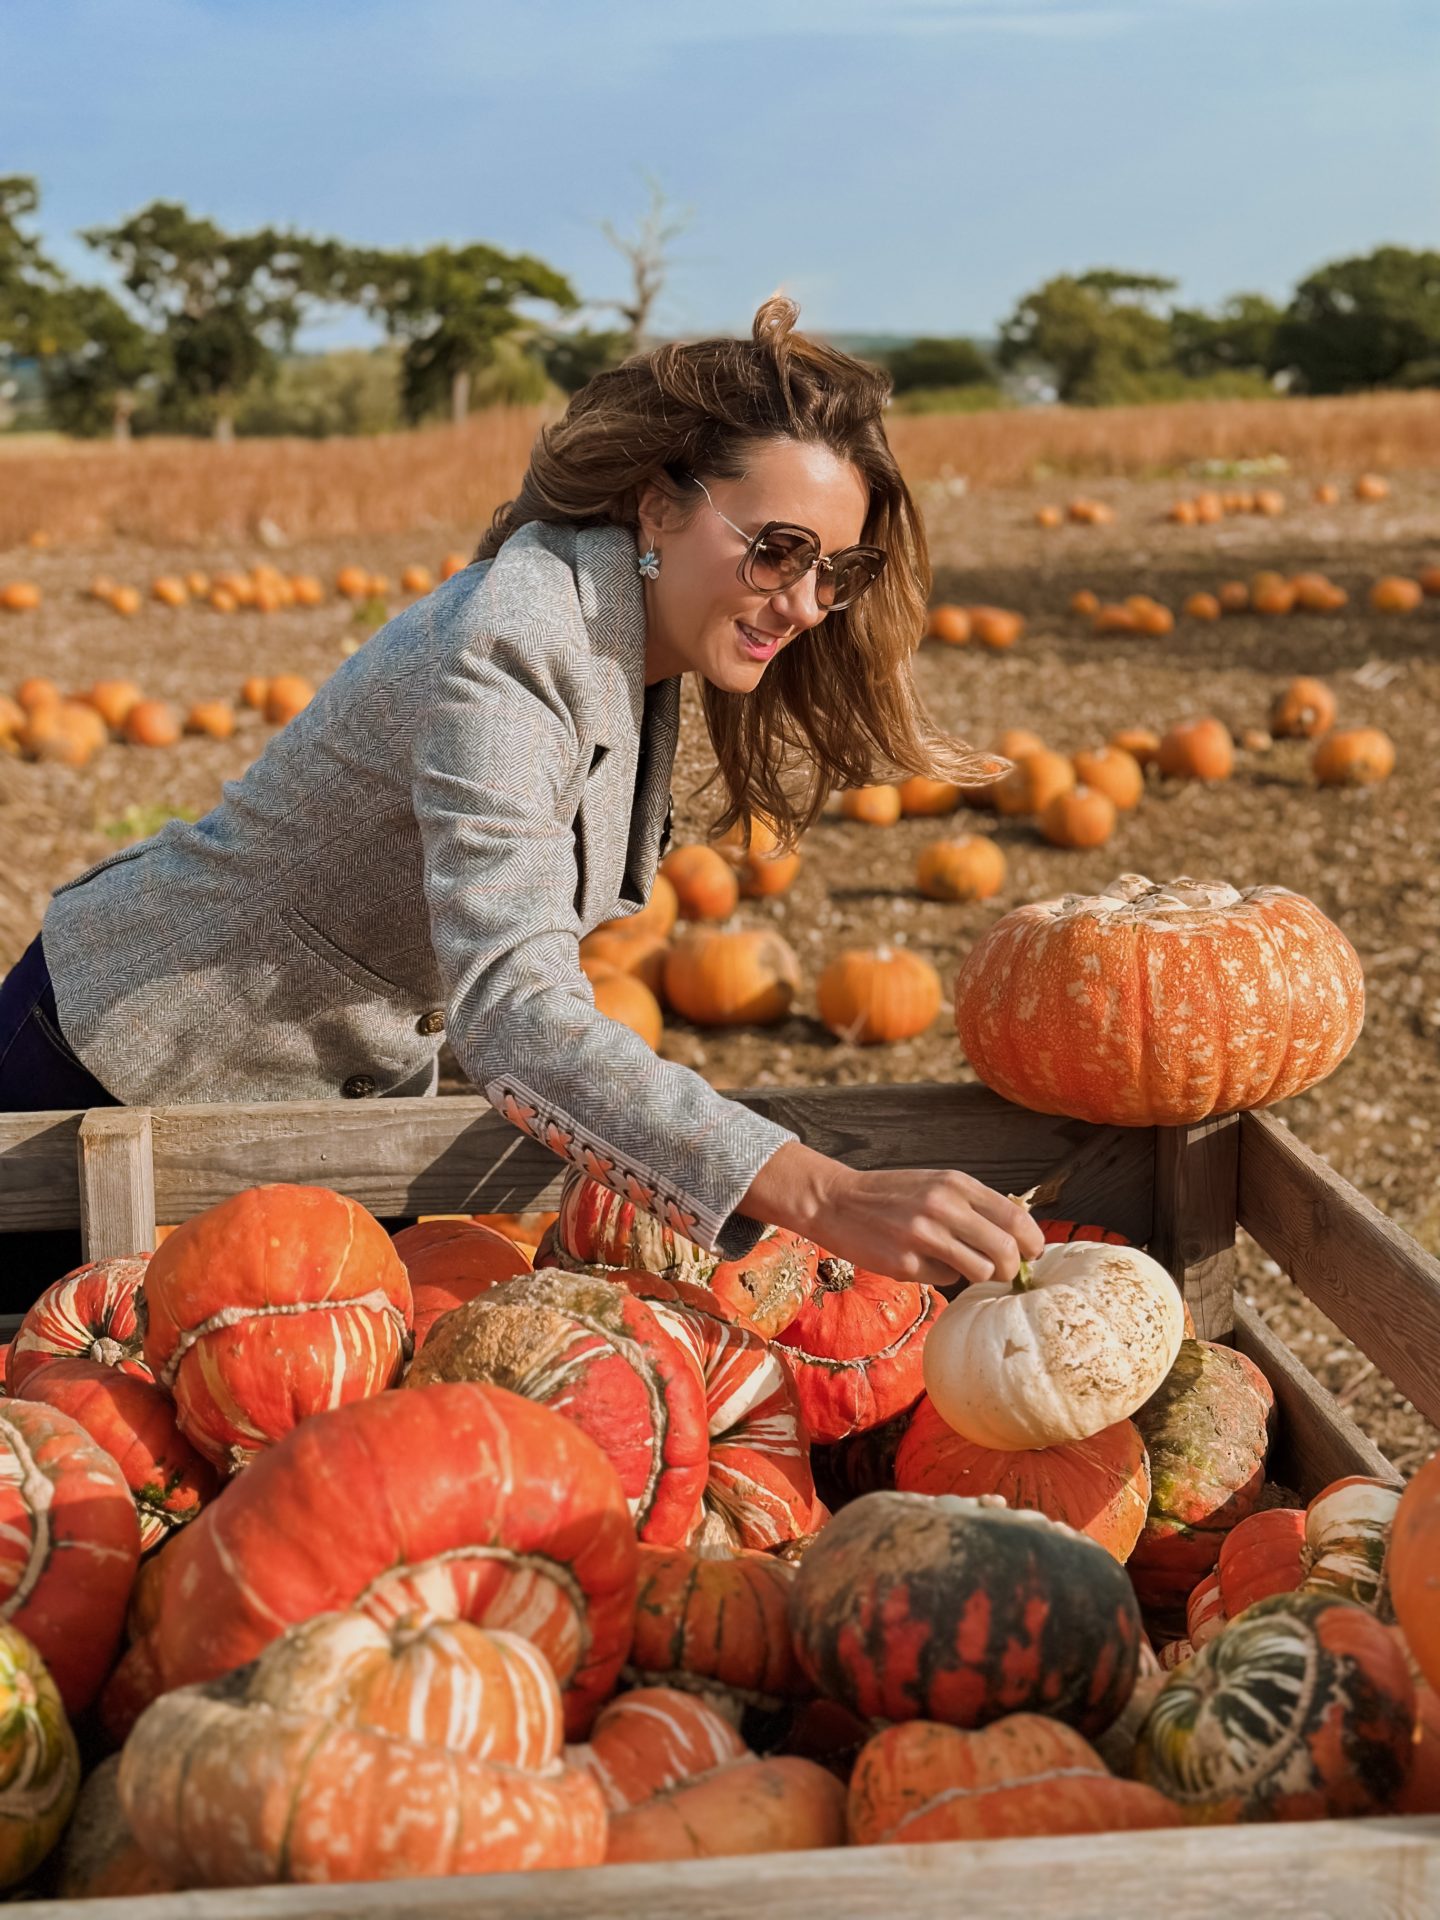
483, 1074, 718, 1245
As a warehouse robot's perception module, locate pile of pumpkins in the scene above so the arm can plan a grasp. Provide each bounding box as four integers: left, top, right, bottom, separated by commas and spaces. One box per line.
0, 553, 473, 619
1069, 565, 1438, 634
1, 1164, 1437, 1897
0, 671, 317, 768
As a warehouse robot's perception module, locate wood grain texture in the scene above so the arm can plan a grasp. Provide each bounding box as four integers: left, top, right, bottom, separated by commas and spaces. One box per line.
0, 1109, 81, 1230
19, 1818, 1440, 1919
1150, 1115, 1239, 1340
1239, 1110, 1440, 1430
1233, 1294, 1400, 1495
135, 1084, 1155, 1240
78, 1108, 157, 1259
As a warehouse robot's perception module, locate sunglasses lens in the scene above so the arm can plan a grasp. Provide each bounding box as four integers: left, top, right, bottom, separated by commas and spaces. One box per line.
822, 552, 886, 609
744, 526, 819, 593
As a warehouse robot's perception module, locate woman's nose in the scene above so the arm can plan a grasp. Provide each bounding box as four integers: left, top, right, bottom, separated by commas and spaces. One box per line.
769, 568, 827, 631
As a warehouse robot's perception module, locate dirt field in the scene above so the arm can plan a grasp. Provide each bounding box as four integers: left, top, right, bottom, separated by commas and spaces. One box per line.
1, 470, 1436, 1467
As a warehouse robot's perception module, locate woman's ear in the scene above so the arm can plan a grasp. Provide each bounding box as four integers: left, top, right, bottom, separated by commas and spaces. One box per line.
636, 476, 683, 547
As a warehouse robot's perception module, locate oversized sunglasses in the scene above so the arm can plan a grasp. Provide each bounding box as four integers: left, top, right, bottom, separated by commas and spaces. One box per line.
686, 474, 887, 612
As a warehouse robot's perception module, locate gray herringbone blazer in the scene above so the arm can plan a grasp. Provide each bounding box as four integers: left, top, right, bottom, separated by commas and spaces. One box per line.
43, 520, 795, 1258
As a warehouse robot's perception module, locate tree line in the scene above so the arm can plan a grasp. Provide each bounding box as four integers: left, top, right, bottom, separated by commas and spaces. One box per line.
2, 175, 1437, 440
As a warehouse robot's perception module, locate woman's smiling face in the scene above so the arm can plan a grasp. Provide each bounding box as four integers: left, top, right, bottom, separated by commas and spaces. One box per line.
637, 438, 871, 688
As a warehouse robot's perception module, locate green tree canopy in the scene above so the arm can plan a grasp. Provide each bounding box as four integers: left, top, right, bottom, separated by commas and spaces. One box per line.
1169, 293, 1283, 381
997, 269, 1177, 404
342, 243, 577, 423
34, 282, 159, 438
882, 336, 994, 393
535, 325, 634, 395
0, 175, 70, 358
1272, 246, 1440, 392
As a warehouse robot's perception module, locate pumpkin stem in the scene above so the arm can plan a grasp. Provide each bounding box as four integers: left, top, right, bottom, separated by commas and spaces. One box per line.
815, 1255, 856, 1294
1006, 1183, 1040, 1292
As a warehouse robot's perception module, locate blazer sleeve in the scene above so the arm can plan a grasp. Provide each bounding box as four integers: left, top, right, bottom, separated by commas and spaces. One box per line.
410, 615, 798, 1261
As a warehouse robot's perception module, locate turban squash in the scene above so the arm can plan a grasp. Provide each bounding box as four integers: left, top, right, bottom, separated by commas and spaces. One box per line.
391, 1218, 531, 1351
775, 1256, 943, 1445
151, 1383, 637, 1737
566, 1686, 747, 1809
626, 1541, 810, 1709
953, 872, 1365, 1126
6, 1255, 151, 1392
0, 1622, 80, 1891
1388, 1449, 1440, 1693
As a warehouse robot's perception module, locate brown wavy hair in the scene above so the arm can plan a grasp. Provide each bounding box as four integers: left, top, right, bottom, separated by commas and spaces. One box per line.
476, 294, 1008, 848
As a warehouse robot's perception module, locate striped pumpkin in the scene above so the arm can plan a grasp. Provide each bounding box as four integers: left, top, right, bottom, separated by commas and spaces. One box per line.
0, 1624, 80, 1891
6, 1255, 151, 1393
1127, 1339, 1273, 1635
894, 1398, 1151, 1562
1135, 1590, 1416, 1821
405, 1270, 709, 1547
626, 1542, 810, 1708
152, 1383, 637, 1738
790, 1491, 1143, 1735
1302, 1475, 1401, 1616
1218, 1505, 1308, 1614
142, 1185, 413, 1474
0, 1400, 140, 1712
16, 1358, 218, 1553
545, 1166, 716, 1280
848, 1715, 1179, 1845
775, 1257, 943, 1445
566, 1687, 748, 1809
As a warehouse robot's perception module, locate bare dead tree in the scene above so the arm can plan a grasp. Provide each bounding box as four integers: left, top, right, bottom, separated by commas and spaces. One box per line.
600, 177, 694, 353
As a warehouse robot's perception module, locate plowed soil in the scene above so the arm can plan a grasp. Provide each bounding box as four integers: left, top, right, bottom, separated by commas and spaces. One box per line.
2, 472, 1436, 1467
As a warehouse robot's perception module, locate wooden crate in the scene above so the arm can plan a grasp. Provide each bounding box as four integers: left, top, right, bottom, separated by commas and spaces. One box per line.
4, 1082, 1439, 1917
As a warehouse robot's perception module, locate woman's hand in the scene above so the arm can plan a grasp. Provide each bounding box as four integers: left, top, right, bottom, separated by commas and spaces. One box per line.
737, 1141, 1046, 1294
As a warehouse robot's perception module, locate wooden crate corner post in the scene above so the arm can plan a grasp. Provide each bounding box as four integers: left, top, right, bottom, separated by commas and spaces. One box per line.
1150, 1112, 1240, 1341
78, 1107, 158, 1261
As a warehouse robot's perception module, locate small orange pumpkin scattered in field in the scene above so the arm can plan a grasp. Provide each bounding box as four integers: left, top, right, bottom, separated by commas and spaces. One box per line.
840, 784, 902, 826
715, 816, 802, 897
579, 927, 669, 997
1166, 500, 1198, 527
109, 586, 142, 617
993, 749, 1076, 818
1217, 580, 1250, 614
1221, 490, 1253, 514
591, 972, 664, 1050
1192, 491, 1223, 525
926, 605, 971, 646
1291, 572, 1347, 613
19, 702, 107, 767
1109, 725, 1161, 768
84, 680, 144, 731
25, 529, 50, 549
1034, 505, 1063, 530
896, 776, 962, 817
208, 588, 238, 613
1312, 727, 1396, 787
366, 572, 390, 598
401, 564, 434, 595
1072, 745, 1143, 811
1156, 716, 1235, 782
1313, 482, 1340, 506
88, 575, 116, 602
659, 845, 740, 922
216, 570, 256, 608
817, 945, 942, 1046
16, 676, 60, 713
0, 581, 41, 612
993, 727, 1046, 760
185, 700, 237, 741
1269, 677, 1336, 739
1368, 575, 1422, 614
915, 835, 1007, 902
0, 692, 24, 737
240, 675, 270, 711
151, 576, 188, 608
1069, 588, 1100, 618
1091, 603, 1138, 635
123, 699, 181, 748
1182, 591, 1222, 621
1067, 498, 1114, 526
596, 869, 679, 940
970, 606, 1025, 650
252, 581, 285, 614
1126, 596, 1174, 638
1252, 487, 1286, 517
1353, 473, 1390, 503
1039, 785, 1117, 849
440, 551, 469, 580
336, 564, 371, 599
184, 570, 211, 598
663, 927, 801, 1027
264, 674, 316, 725
290, 575, 325, 607
1250, 571, 1296, 617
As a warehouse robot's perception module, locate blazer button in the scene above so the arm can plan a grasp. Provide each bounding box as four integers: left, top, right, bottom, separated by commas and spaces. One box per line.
416, 1009, 445, 1036
341, 1074, 377, 1099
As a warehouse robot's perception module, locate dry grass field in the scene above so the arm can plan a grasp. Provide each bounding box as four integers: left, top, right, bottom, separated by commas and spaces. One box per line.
0, 418, 1436, 1469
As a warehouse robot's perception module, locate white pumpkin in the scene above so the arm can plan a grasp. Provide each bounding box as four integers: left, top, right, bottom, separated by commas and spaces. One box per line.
921, 1239, 1185, 1451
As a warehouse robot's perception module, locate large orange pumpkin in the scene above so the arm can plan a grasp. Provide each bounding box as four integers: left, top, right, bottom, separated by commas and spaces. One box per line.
816, 946, 941, 1046
1313, 726, 1396, 787
1388, 1449, 1440, 1692
142, 1184, 413, 1473
663, 927, 800, 1027
953, 872, 1365, 1126
391, 1217, 531, 1350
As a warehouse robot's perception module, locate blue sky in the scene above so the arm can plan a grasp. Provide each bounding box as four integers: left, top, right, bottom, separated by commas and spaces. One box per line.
4, 0, 1435, 346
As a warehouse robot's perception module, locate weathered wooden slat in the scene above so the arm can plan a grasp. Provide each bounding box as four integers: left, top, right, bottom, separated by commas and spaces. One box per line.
1232, 1294, 1400, 1496
0, 1110, 82, 1231
78, 1109, 157, 1259
1150, 1115, 1239, 1340
138, 1085, 1155, 1242
1239, 1110, 1440, 1431
23, 1818, 1440, 1920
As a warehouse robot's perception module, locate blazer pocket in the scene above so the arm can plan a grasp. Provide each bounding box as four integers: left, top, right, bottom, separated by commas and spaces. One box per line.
279, 908, 407, 999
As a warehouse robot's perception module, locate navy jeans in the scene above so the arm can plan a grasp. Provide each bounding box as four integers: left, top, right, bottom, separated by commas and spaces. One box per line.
0, 934, 118, 1309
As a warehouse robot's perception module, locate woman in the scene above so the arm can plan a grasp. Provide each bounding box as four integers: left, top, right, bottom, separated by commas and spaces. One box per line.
0, 297, 1043, 1296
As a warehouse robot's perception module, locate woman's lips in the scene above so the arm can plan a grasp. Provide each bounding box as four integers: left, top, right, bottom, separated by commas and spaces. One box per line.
737, 620, 781, 659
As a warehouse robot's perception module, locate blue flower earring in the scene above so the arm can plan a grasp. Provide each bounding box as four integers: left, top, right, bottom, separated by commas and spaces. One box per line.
637, 547, 660, 580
